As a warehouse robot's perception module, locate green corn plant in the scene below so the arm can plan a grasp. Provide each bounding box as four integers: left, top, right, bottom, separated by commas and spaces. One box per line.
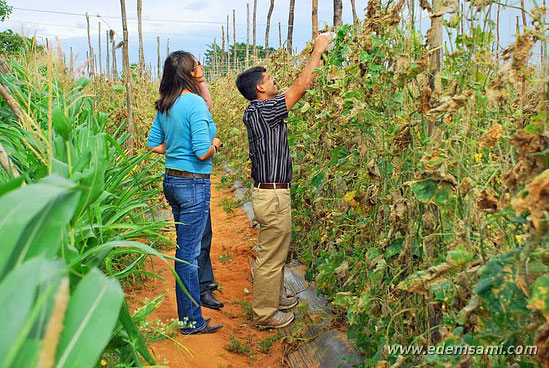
0, 48, 192, 366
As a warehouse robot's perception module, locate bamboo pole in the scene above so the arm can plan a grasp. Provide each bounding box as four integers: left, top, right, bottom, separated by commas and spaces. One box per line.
98, 22, 102, 76
120, 0, 134, 155
246, 3, 250, 68
233, 9, 237, 69
312, 0, 318, 39
265, 0, 275, 56
138, 0, 145, 68
253, 0, 257, 59
85, 13, 94, 78
157, 36, 161, 80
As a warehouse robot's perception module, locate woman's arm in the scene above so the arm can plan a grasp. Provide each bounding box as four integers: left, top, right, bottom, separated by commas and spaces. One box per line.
198, 81, 213, 110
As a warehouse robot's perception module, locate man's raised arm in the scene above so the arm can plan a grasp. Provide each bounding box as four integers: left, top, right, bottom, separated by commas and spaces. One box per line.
284, 34, 331, 111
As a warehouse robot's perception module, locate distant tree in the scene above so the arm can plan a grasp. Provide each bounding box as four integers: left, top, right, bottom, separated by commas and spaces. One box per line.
0, 3, 40, 56
204, 42, 275, 73
0, 0, 12, 22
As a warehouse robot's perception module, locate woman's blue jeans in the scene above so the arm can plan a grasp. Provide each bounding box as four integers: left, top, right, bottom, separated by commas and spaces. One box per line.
163, 173, 210, 333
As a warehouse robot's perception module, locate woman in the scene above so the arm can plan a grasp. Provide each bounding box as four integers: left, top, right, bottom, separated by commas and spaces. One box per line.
147, 51, 223, 334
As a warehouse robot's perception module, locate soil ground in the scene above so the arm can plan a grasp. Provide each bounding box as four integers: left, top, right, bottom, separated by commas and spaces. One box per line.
126, 175, 285, 368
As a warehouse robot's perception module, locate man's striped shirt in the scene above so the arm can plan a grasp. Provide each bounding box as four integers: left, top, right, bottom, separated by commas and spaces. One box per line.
242, 94, 291, 184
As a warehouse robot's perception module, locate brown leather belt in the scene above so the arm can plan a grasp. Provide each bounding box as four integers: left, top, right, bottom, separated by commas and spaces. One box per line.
166, 169, 210, 179
253, 182, 290, 189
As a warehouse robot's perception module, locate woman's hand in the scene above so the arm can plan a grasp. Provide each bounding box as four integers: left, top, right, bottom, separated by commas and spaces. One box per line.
147, 142, 166, 154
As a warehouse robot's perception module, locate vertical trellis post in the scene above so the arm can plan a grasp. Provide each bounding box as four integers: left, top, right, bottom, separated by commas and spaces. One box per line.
157, 36, 161, 80
279, 22, 282, 49
106, 30, 110, 78
110, 30, 117, 79
214, 38, 218, 76
138, 0, 145, 68
265, 0, 275, 57
222, 26, 226, 73
312, 0, 318, 39
86, 13, 94, 78
98, 22, 102, 76
246, 3, 250, 68
253, 0, 257, 59
120, 0, 134, 155
333, 0, 342, 27
227, 14, 231, 72
287, 0, 295, 53
233, 9, 237, 70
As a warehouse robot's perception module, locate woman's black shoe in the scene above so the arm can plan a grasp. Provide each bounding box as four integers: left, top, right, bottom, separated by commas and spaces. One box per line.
183, 320, 223, 335
201, 290, 224, 309
195, 320, 223, 334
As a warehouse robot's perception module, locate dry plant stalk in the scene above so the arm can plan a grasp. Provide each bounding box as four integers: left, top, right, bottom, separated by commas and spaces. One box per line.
38, 278, 70, 368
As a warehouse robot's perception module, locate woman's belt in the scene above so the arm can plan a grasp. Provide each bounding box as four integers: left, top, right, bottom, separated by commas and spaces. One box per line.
166, 169, 210, 179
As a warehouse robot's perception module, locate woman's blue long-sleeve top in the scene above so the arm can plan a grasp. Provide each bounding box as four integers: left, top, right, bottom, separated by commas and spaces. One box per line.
147, 94, 217, 174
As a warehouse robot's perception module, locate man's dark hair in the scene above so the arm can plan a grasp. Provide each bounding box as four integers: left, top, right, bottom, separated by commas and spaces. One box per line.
235, 66, 266, 101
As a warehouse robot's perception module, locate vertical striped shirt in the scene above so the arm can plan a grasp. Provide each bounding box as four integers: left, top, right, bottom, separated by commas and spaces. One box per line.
242, 94, 291, 184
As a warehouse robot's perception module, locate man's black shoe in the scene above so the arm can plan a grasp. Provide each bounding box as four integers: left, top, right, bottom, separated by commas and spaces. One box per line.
201, 291, 224, 309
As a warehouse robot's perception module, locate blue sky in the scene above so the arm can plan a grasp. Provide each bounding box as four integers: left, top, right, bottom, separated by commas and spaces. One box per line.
0, 0, 544, 75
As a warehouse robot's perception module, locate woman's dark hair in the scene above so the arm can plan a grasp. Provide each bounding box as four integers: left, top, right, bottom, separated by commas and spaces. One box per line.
155, 51, 201, 114
235, 66, 266, 101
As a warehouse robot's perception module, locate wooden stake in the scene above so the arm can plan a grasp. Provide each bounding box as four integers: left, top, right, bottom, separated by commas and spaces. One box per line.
98, 22, 102, 76
312, 0, 318, 39
138, 0, 145, 68
214, 38, 218, 75
227, 15, 231, 72
166, 38, 170, 58
222, 25, 226, 72
157, 36, 161, 80
253, 0, 257, 59
233, 9, 237, 69
265, 0, 275, 56
110, 30, 117, 79
287, 0, 295, 53
333, 0, 342, 27
70, 47, 74, 75
246, 3, 250, 67
85, 13, 94, 78
350, 0, 358, 25
279, 21, 282, 49
106, 30, 110, 78
119, 0, 134, 155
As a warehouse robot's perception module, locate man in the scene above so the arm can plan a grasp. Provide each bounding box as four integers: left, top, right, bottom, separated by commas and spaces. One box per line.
235, 34, 331, 329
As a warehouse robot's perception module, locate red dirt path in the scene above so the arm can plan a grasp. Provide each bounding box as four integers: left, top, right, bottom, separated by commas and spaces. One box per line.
126, 175, 285, 368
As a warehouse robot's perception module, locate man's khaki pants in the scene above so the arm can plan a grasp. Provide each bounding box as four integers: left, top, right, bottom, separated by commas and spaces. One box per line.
251, 187, 291, 323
